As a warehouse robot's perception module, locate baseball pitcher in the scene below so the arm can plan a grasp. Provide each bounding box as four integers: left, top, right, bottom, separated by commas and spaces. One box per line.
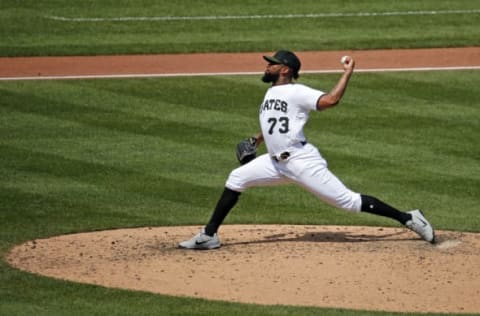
180, 50, 435, 249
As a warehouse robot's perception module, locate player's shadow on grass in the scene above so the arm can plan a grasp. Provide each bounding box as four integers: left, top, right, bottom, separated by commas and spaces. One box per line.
226, 229, 414, 247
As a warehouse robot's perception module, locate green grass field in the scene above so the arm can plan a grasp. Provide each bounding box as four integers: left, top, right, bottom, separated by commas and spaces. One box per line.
0, 0, 479, 56
1, 72, 479, 315
1, 0, 480, 315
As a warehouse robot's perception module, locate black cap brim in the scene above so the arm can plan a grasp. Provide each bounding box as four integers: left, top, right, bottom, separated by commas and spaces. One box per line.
263, 55, 283, 64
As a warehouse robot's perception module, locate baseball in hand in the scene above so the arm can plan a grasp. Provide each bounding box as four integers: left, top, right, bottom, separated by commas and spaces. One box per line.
340, 55, 350, 65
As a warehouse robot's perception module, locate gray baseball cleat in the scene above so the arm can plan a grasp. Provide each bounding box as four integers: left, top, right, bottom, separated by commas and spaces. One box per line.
179, 229, 221, 249
405, 209, 436, 243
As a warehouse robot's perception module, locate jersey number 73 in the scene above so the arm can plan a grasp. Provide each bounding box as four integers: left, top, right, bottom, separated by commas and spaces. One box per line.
267, 117, 289, 135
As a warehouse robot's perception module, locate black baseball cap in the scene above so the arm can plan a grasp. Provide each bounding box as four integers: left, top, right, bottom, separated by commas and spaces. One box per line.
263, 50, 301, 79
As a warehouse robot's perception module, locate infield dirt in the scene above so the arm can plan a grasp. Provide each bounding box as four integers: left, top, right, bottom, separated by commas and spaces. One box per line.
7, 225, 480, 314
0, 47, 479, 78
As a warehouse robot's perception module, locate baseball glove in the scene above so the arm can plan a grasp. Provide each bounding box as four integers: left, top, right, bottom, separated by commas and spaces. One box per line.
236, 137, 257, 165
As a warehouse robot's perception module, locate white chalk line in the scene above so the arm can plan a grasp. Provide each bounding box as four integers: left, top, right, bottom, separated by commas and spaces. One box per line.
1, 66, 480, 81
44, 9, 480, 22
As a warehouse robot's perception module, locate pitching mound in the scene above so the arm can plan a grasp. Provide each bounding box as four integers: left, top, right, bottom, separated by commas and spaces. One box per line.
7, 225, 480, 314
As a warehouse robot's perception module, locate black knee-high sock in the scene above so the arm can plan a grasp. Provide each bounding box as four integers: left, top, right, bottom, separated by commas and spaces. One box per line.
204, 188, 241, 236
360, 194, 411, 225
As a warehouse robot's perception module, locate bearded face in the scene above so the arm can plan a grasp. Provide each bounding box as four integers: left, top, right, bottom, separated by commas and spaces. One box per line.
261, 71, 280, 83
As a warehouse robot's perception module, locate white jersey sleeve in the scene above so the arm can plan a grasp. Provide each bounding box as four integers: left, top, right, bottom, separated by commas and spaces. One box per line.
259, 83, 325, 155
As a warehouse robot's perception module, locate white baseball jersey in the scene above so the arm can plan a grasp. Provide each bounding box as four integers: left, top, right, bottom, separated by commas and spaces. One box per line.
225, 82, 362, 213
259, 83, 324, 156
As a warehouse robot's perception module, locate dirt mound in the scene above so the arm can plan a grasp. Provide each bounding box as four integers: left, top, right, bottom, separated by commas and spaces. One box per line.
7, 225, 480, 314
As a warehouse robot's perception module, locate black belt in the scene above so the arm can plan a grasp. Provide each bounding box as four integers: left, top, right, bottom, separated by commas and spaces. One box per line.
272, 141, 307, 162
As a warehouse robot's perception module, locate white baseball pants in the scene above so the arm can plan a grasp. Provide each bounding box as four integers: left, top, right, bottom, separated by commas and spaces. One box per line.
226, 143, 362, 212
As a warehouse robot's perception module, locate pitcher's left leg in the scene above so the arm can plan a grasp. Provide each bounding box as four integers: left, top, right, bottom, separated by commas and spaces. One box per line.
205, 154, 289, 237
